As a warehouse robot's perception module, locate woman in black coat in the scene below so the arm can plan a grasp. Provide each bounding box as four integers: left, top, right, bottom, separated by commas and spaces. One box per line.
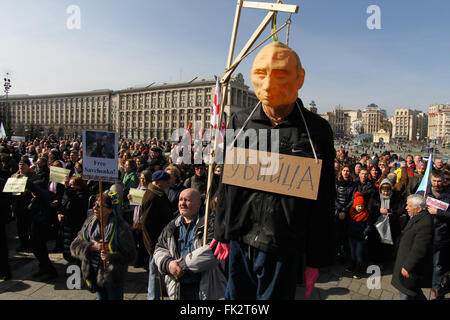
367, 178, 406, 264
58, 176, 89, 263
335, 165, 356, 260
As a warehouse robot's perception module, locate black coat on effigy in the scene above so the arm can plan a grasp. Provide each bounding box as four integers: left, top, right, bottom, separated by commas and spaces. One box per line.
214, 98, 336, 267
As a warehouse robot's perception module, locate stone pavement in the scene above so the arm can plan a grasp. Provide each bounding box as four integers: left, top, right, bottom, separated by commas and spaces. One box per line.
1, 223, 448, 300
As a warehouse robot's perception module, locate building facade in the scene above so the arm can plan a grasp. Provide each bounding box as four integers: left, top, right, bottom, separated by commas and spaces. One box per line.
0, 74, 258, 141
362, 104, 383, 134
428, 104, 450, 144
392, 108, 419, 141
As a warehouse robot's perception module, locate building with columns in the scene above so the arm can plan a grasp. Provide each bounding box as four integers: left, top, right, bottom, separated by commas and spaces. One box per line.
0, 73, 258, 140
428, 104, 450, 144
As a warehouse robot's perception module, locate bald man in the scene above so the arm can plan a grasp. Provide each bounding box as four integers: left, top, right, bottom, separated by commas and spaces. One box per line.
154, 188, 226, 300
211, 42, 336, 299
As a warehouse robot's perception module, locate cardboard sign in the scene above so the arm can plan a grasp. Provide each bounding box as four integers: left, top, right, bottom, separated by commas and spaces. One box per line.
3, 176, 28, 193
129, 188, 146, 206
426, 197, 449, 211
11, 136, 25, 142
82, 130, 119, 183
49, 166, 71, 184
222, 147, 322, 200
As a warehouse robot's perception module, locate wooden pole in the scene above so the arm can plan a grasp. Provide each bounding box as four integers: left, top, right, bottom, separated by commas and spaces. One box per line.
203, 0, 243, 246
99, 180, 106, 269
202, 1, 299, 246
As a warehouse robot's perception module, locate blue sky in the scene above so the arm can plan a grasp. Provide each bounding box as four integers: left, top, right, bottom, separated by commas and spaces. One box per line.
1, 0, 449, 115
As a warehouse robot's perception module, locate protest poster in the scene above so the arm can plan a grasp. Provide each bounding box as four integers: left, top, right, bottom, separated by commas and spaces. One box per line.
11, 136, 26, 142
129, 188, 146, 205
426, 197, 449, 211
3, 176, 28, 193
49, 166, 71, 184
222, 147, 322, 200
82, 130, 118, 183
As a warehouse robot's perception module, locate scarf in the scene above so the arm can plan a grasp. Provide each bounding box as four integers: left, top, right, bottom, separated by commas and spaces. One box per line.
379, 178, 392, 210
349, 206, 369, 222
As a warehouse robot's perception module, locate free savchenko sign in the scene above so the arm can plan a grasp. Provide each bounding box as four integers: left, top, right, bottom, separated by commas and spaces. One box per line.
222, 147, 322, 200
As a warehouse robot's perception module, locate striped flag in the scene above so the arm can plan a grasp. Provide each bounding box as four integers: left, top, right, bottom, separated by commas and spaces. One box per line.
0, 122, 6, 139
416, 154, 432, 196
186, 121, 192, 146
211, 77, 220, 129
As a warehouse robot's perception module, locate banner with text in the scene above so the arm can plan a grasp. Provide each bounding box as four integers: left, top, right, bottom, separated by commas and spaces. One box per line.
222, 147, 322, 200
82, 130, 118, 182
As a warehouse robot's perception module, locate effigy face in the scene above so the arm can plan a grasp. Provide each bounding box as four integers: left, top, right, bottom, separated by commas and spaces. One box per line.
250, 45, 305, 109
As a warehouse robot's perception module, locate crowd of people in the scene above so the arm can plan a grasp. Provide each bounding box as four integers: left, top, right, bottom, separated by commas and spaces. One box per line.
0, 135, 223, 300
334, 149, 450, 299
0, 135, 449, 300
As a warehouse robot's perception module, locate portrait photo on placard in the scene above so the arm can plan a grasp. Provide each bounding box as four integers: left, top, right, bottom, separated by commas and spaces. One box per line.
85, 130, 116, 159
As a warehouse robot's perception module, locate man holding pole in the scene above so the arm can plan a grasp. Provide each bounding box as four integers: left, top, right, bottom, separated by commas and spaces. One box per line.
210, 42, 336, 299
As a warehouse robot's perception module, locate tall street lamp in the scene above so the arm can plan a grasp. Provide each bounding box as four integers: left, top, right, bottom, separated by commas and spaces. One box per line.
3, 73, 12, 135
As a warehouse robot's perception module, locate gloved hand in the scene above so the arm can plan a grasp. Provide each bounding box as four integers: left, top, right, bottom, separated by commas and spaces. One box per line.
209, 238, 230, 261
304, 266, 319, 298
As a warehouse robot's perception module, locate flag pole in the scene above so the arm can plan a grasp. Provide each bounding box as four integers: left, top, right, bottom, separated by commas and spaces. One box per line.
99, 180, 106, 269
203, 0, 243, 246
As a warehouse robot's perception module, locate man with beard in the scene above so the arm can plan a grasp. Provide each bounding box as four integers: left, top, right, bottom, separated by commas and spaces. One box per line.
426, 170, 450, 299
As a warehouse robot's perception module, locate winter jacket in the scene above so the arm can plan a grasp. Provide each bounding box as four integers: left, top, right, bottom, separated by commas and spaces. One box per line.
426, 189, 450, 252
391, 210, 433, 297
141, 184, 174, 255
335, 178, 356, 215
59, 187, 89, 261
167, 183, 187, 214
355, 179, 375, 204
406, 173, 424, 196
154, 210, 227, 300
70, 214, 136, 288
214, 98, 336, 268
367, 178, 406, 241
183, 174, 207, 196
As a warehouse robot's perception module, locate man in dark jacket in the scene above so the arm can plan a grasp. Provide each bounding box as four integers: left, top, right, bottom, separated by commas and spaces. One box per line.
211, 42, 336, 299
426, 170, 450, 299
356, 168, 375, 203
391, 194, 433, 300
0, 146, 18, 180
27, 180, 58, 280
141, 170, 173, 300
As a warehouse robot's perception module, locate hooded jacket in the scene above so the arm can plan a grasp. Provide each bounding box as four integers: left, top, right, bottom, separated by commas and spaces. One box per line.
367, 178, 405, 240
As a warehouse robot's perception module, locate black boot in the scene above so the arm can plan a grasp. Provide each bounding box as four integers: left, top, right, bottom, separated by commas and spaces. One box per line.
353, 264, 362, 279
345, 260, 355, 273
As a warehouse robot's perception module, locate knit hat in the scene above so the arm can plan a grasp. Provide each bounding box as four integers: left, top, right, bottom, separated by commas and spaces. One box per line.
353, 192, 365, 207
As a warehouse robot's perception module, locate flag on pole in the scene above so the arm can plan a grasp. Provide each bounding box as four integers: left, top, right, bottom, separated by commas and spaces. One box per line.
211, 77, 220, 129
0, 122, 6, 139
218, 117, 226, 150
186, 121, 192, 146
416, 154, 432, 196
194, 121, 203, 140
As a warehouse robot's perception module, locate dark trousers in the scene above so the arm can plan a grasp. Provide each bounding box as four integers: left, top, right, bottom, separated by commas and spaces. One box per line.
225, 240, 299, 300
16, 213, 31, 248
0, 222, 10, 274
132, 229, 148, 267
30, 223, 55, 272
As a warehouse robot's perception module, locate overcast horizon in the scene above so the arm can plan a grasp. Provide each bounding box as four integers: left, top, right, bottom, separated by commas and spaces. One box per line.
1, 1, 449, 115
